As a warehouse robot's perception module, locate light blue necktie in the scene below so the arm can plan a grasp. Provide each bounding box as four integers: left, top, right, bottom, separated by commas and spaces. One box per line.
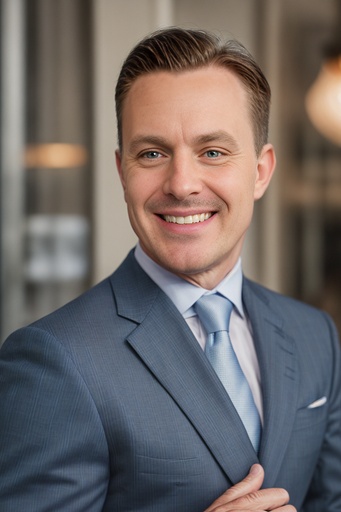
195, 293, 261, 452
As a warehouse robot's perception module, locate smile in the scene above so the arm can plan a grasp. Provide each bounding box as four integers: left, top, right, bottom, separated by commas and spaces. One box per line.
162, 213, 213, 224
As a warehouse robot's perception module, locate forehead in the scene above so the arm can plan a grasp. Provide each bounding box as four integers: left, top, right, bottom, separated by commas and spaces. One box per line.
120, 66, 253, 147
125, 65, 248, 106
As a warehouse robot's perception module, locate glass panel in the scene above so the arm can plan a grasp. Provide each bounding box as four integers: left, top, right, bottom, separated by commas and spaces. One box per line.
280, 0, 341, 335
0, 0, 92, 341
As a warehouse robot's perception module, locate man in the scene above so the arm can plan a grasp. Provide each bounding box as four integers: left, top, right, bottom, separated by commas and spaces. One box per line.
0, 28, 340, 511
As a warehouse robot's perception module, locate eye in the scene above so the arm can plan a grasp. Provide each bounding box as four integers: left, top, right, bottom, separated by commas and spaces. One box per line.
141, 150, 163, 159
204, 150, 222, 158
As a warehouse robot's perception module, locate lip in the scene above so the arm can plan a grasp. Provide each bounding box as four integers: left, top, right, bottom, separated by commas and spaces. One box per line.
156, 209, 214, 216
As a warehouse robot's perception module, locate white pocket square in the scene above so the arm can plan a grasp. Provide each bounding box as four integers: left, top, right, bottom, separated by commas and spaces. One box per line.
307, 396, 327, 409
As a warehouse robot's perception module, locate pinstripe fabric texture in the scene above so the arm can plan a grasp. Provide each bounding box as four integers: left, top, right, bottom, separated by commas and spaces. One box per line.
0, 251, 341, 510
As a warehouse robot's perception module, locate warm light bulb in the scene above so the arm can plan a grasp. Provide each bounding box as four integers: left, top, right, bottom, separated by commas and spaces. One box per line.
25, 143, 88, 168
305, 56, 341, 146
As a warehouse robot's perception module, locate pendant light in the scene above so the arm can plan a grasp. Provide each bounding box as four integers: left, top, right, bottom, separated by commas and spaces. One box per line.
305, 1, 341, 146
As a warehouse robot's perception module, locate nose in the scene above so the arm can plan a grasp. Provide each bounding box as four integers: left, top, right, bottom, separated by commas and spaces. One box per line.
162, 154, 203, 200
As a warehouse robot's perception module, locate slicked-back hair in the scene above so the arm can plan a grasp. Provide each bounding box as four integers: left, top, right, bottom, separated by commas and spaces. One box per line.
115, 27, 271, 155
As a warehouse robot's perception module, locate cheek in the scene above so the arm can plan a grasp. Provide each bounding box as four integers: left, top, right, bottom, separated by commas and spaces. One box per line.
122, 177, 142, 220
217, 175, 255, 207
223, 182, 256, 230
124, 173, 144, 202
124, 175, 157, 219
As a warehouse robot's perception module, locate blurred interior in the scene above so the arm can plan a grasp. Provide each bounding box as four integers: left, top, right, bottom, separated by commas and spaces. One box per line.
1, 0, 341, 341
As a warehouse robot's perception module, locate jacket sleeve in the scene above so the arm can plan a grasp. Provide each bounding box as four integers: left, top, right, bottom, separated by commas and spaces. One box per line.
302, 313, 341, 511
0, 326, 109, 511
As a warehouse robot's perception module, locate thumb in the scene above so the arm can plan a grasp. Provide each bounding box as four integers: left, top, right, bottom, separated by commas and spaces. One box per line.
203, 465, 265, 512
224, 464, 265, 501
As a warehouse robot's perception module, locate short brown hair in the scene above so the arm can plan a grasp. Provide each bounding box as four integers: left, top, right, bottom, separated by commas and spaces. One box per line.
115, 27, 271, 155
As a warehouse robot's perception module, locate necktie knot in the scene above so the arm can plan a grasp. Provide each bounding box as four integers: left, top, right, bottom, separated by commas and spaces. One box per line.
194, 293, 233, 334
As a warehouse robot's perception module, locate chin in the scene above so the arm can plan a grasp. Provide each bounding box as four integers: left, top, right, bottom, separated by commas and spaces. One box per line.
159, 256, 212, 278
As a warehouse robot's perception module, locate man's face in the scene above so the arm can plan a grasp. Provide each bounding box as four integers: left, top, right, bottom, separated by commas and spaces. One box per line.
116, 66, 275, 289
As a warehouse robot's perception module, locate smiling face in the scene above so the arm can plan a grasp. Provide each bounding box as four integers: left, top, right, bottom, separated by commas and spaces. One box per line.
116, 66, 276, 289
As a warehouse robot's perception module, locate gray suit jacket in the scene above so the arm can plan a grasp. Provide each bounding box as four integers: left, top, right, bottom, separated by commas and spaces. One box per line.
1, 250, 341, 511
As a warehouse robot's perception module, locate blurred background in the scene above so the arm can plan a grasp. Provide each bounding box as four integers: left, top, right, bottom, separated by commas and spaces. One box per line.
1, 0, 341, 342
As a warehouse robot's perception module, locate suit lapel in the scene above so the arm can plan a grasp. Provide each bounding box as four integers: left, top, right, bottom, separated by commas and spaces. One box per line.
243, 279, 299, 488
111, 253, 258, 484
112, 255, 299, 487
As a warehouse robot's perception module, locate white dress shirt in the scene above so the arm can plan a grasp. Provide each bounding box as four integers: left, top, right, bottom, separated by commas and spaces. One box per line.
134, 244, 263, 422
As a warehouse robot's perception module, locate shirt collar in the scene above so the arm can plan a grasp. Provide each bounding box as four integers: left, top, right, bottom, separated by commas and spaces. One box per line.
134, 243, 245, 319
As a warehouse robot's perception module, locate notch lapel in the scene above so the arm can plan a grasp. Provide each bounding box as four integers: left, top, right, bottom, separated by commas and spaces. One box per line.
243, 279, 299, 488
111, 253, 258, 485
126, 293, 259, 484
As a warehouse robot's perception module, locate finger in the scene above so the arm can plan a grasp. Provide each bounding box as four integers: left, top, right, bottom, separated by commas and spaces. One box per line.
227, 487, 290, 510
272, 507, 297, 512
204, 464, 264, 511
205, 503, 295, 512
211, 508, 295, 512
220, 464, 265, 502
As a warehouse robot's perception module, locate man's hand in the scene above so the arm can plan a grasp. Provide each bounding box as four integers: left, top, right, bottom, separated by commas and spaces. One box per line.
204, 464, 296, 511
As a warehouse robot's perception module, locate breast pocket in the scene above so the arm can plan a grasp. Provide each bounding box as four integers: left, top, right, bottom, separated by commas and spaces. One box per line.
293, 400, 328, 432
288, 399, 328, 466
136, 454, 203, 477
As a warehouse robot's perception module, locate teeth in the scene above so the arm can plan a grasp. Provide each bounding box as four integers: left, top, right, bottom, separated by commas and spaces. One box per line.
163, 213, 212, 224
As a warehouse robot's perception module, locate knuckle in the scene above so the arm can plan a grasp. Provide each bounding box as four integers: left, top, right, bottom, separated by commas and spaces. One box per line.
226, 492, 259, 508
277, 487, 290, 503
242, 490, 263, 504
233, 487, 290, 508
222, 486, 242, 502
272, 488, 292, 510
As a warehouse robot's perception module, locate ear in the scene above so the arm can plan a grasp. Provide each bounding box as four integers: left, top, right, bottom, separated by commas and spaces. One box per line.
115, 149, 126, 191
254, 143, 276, 200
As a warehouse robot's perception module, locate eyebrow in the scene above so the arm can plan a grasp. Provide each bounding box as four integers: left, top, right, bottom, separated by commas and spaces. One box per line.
193, 131, 240, 149
127, 131, 240, 154
128, 136, 170, 155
